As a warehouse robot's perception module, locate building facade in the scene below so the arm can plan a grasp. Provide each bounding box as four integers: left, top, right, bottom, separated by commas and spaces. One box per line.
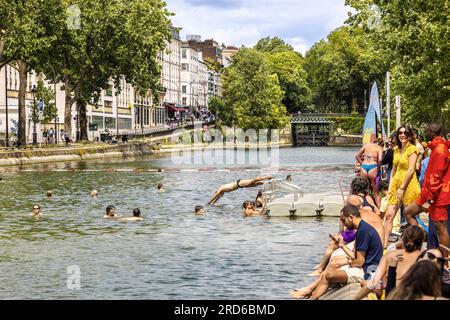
222, 46, 239, 68
158, 27, 182, 124
186, 36, 223, 65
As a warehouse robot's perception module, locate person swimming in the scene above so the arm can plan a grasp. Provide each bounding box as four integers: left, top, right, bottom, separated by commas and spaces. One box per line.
119, 208, 143, 222
31, 205, 43, 220
195, 205, 206, 215
243, 200, 265, 217
104, 205, 117, 219
255, 190, 264, 208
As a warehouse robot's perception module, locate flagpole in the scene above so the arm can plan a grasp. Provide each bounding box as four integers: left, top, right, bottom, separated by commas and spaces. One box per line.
386, 71, 390, 136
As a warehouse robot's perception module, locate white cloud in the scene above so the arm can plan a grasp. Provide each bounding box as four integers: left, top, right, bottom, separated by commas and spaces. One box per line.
166, 0, 351, 52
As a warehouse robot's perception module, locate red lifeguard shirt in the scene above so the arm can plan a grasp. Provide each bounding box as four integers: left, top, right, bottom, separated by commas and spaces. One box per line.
416, 137, 450, 206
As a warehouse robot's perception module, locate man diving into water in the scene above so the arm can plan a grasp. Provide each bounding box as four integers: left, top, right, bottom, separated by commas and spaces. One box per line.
208, 176, 273, 205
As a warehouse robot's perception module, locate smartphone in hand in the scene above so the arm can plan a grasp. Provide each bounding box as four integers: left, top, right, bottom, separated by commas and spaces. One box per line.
329, 233, 338, 242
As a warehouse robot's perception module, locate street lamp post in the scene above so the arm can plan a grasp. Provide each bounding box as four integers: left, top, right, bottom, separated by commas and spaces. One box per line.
46, 63, 58, 144
76, 105, 80, 142
4, 66, 9, 147
31, 85, 37, 145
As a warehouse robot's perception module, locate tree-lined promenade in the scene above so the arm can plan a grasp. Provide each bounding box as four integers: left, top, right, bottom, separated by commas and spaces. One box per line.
1, 0, 448, 149
1, 0, 173, 146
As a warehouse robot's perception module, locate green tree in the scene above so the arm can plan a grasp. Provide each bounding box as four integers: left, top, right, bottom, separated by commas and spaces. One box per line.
254, 36, 295, 53
28, 79, 57, 125
36, 0, 172, 141
208, 96, 234, 127
304, 26, 386, 114
1, 0, 62, 145
346, 0, 450, 127
223, 48, 289, 130
265, 51, 312, 113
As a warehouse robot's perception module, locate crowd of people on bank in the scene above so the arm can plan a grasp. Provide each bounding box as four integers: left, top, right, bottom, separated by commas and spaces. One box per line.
290, 122, 449, 300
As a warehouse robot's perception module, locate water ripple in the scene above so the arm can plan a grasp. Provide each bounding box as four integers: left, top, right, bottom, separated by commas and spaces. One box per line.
0, 147, 357, 299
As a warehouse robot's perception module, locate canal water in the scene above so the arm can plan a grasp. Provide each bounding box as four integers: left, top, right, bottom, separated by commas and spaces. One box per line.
0, 146, 357, 299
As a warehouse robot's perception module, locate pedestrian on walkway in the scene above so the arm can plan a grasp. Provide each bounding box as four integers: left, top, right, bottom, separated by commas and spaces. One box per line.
404, 123, 449, 252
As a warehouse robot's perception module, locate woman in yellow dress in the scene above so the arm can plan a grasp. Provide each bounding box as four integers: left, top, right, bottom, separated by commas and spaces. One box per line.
383, 125, 421, 247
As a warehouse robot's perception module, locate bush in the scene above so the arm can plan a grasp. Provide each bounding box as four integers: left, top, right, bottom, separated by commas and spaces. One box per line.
327, 116, 396, 135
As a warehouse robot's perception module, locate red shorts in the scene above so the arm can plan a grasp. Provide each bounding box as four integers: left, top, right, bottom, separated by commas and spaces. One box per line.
428, 205, 448, 222
416, 193, 428, 207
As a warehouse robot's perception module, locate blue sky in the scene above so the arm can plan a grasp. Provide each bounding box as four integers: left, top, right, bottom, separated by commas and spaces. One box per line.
166, 0, 352, 55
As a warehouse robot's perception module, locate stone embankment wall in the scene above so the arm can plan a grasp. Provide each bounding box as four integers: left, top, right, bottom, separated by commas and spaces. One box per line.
0, 143, 157, 166
329, 135, 362, 146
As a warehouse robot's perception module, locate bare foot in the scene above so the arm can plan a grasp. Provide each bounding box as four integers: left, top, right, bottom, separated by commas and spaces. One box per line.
290, 288, 312, 299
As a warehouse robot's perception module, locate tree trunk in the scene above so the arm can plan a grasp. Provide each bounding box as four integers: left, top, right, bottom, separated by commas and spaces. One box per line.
64, 75, 73, 135
17, 60, 28, 146
0, 37, 4, 67
78, 100, 88, 141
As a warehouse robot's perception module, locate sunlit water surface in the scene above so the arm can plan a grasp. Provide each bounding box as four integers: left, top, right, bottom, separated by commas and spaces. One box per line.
0, 147, 357, 299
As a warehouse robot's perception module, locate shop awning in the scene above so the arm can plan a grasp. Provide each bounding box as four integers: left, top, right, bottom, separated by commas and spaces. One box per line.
167, 105, 188, 112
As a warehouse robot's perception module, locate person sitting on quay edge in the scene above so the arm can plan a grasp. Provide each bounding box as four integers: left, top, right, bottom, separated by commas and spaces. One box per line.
306, 204, 383, 300
119, 208, 143, 222
353, 224, 425, 300
387, 260, 447, 300
286, 174, 292, 182
295, 193, 382, 284
104, 205, 118, 219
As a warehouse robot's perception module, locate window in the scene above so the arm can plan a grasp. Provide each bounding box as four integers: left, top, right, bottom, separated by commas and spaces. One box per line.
105, 85, 113, 97
182, 63, 188, 71
182, 97, 187, 105
91, 116, 103, 130
105, 117, 116, 129
182, 85, 187, 94
118, 118, 132, 130
182, 49, 187, 58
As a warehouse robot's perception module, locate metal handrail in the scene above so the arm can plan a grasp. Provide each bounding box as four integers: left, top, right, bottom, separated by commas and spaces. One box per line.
261, 179, 304, 202
338, 173, 357, 203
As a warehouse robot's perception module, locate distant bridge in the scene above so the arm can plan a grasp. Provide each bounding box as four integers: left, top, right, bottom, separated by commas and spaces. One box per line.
291, 113, 349, 147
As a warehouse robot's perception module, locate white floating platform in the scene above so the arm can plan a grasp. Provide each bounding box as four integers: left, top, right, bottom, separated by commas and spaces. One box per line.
264, 193, 344, 217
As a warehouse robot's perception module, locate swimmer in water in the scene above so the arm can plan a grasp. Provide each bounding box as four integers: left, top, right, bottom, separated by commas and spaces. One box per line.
120, 208, 143, 222
31, 205, 43, 220
104, 205, 118, 219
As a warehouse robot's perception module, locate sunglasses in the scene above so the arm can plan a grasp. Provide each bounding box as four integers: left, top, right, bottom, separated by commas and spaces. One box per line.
33, 207, 40, 210
424, 251, 446, 264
